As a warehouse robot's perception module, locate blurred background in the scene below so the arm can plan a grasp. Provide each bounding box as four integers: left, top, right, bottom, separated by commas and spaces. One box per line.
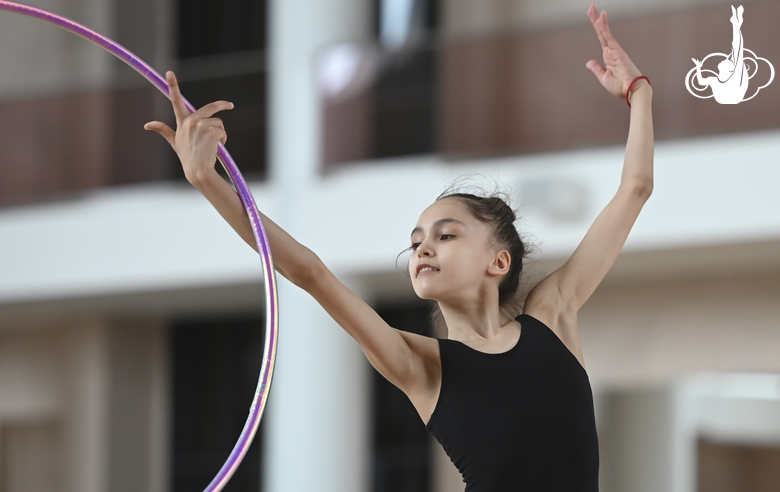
1, 0, 780, 491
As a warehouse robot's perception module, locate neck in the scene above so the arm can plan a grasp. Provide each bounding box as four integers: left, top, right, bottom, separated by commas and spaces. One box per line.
438, 298, 514, 341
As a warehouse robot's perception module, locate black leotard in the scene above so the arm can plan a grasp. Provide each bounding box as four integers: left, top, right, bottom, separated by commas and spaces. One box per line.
425, 313, 600, 491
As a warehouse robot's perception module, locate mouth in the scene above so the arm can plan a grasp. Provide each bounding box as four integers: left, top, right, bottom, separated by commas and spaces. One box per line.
416, 264, 440, 276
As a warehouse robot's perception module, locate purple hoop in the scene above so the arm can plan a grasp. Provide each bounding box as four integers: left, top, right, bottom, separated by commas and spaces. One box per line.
0, 2, 279, 491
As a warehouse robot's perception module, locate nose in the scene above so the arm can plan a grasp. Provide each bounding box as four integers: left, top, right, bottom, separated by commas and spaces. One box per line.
416, 238, 434, 257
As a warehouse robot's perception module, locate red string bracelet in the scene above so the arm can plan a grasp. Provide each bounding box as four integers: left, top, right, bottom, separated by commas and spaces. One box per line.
626, 75, 650, 107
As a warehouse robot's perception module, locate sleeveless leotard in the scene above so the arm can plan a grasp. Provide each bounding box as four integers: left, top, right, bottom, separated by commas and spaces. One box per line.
425, 313, 600, 491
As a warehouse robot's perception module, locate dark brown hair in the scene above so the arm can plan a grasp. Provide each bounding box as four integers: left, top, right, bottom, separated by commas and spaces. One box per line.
437, 191, 527, 308
427, 185, 531, 335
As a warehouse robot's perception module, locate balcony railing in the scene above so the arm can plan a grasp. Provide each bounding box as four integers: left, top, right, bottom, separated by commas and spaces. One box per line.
321, 0, 780, 170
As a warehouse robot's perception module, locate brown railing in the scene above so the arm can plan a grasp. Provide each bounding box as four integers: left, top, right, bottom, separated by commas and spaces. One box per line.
0, 69, 267, 206
323, 1, 780, 169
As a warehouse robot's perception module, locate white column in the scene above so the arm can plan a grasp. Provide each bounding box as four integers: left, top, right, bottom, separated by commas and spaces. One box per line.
60, 320, 111, 492
265, 282, 370, 492
265, 0, 372, 491
268, 0, 371, 184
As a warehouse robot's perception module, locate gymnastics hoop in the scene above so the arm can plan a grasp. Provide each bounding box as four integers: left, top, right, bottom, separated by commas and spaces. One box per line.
0, 2, 280, 491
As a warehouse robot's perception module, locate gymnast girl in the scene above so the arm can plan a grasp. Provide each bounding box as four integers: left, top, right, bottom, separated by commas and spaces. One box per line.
145, 3, 653, 490
692, 5, 748, 104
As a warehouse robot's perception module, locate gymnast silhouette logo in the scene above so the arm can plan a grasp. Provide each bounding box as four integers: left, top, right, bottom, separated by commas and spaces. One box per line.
685, 5, 774, 104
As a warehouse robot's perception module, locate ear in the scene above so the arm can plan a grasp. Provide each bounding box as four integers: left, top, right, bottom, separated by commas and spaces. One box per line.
487, 249, 511, 278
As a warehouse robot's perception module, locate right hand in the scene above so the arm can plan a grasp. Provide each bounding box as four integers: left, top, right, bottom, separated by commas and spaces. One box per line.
144, 71, 234, 184
585, 3, 644, 100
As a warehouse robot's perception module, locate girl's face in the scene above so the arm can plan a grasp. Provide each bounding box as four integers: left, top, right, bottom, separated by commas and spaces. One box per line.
409, 198, 507, 305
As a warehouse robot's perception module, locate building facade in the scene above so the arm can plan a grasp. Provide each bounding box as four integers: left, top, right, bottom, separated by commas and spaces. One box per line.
1, 0, 779, 491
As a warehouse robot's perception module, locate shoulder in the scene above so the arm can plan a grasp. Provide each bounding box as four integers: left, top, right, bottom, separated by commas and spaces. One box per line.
397, 329, 440, 352
523, 266, 581, 333
523, 282, 587, 369
523, 295, 575, 338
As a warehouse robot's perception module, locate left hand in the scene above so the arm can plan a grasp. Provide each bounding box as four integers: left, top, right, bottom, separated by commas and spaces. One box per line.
144, 71, 233, 185
585, 3, 643, 99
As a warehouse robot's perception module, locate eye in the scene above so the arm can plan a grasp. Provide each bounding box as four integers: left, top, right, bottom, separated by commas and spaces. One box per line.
410, 242, 421, 250
439, 234, 454, 241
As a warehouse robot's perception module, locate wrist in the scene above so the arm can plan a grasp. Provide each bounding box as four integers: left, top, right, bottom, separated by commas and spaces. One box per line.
631, 80, 652, 95
626, 75, 651, 107
187, 165, 220, 190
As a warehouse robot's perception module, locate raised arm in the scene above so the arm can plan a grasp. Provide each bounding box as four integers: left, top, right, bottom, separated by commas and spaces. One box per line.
525, 3, 653, 321
143, 72, 440, 410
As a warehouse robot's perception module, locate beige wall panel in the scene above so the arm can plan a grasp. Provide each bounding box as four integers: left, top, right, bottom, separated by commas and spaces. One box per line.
697, 438, 780, 492
580, 273, 780, 389
0, 318, 169, 492
106, 318, 169, 492
0, 422, 62, 492
0, 329, 61, 418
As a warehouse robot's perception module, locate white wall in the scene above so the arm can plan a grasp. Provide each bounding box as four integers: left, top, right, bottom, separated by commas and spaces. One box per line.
2, 129, 780, 306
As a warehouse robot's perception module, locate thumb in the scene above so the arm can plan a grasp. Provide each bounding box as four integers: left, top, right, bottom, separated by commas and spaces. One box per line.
586, 59, 606, 80
144, 121, 176, 147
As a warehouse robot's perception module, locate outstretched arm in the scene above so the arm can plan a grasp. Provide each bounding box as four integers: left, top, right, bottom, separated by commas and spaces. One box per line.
143, 73, 440, 408
143, 73, 305, 279
526, 3, 653, 320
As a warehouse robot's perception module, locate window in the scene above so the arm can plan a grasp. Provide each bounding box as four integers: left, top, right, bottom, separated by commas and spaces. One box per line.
177, 0, 267, 59
171, 315, 265, 492
172, 0, 268, 180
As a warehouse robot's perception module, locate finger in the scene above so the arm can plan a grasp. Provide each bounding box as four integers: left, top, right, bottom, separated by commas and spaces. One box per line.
205, 117, 225, 130
588, 5, 608, 48
197, 117, 227, 135
193, 100, 234, 119
143, 121, 176, 146
196, 122, 228, 144
214, 127, 228, 146
586, 59, 607, 81
211, 123, 227, 144
587, 3, 598, 24
599, 11, 618, 47
166, 71, 191, 124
